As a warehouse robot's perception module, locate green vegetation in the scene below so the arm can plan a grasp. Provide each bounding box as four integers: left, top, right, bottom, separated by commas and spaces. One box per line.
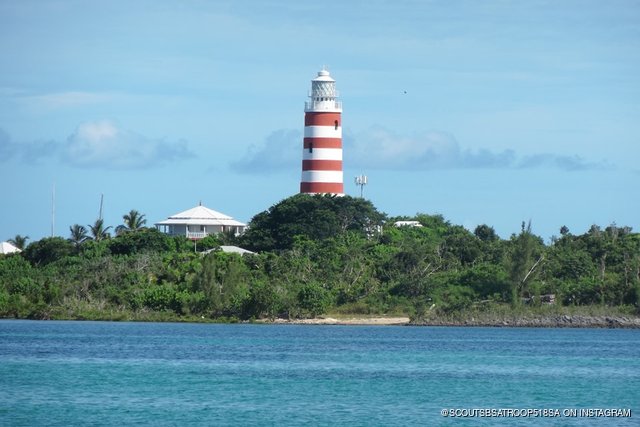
1, 195, 639, 322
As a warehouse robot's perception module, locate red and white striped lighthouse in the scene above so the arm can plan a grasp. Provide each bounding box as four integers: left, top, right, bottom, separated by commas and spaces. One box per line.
300, 69, 343, 195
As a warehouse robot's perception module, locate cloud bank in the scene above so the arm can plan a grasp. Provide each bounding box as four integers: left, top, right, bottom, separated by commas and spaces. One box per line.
232, 126, 611, 174
0, 121, 194, 169
346, 127, 611, 171
231, 129, 300, 174
63, 120, 193, 169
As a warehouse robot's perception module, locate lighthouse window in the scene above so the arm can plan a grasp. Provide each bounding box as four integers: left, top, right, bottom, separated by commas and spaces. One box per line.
309, 142, 313, 153
334, 120, 339, 130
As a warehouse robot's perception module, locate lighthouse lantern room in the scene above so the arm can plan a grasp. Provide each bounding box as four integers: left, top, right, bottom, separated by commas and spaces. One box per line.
300, 69, 344, 195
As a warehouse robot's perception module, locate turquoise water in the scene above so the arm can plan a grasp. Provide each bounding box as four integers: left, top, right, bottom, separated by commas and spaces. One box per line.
0, 321, 638, 426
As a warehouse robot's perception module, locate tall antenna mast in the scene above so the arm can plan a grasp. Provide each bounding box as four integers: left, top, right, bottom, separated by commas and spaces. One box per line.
355, 175, 368, 198
98, 194, 104, 221
51, 182, 56, 237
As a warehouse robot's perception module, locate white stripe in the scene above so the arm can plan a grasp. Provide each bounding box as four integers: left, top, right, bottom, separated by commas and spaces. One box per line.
302, 148, 342, 161
301, 170, 343, 183
304, 126, 342, 138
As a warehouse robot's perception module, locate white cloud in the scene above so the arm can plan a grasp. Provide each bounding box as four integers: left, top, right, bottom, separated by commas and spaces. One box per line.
346, 127, 517, 170
62, 120, 194, 169
0, 122, 194, 169
231, 129, 300, 174
232, 125, 612, 174
518, 153, 612, 171
345, 126, 611, 172
0, 127, 57, 163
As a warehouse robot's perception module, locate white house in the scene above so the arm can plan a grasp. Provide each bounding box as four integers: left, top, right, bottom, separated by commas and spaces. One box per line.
155, 203, 246, 240
0, 241, 21, 255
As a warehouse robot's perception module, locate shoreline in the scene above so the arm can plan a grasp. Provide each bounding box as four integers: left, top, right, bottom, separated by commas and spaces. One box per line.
262, 316, 411, 326
411, 314, 640, 329
3, 312, 640, 328
258, 314, 640, 328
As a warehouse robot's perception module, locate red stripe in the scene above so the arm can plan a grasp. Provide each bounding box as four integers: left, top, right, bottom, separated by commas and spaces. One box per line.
305, 112, 341, 127
302, 160, 342, 171
300, 182, 344, 193
303, 138, 342, 149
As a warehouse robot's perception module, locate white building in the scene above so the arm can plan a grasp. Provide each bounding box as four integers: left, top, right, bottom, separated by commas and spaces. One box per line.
393, 221, 423, 228
0, 241, 21, 255
155, 203, 246, 240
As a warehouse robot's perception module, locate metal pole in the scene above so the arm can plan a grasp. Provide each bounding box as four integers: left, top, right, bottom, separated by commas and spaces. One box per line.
51, 182, 55, 237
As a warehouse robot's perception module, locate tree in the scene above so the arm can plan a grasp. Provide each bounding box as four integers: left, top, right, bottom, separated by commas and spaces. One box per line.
108, 228, 171, 255
116, 209, 147, 235
242, 281, 280, 319
22, 237, 74, 266
458, 263, 510, 301
442, 226, 481, 267
191, 252, 250, 316
8, 235, 29, 250
297, 282, 331, 317
88, 219, 112, 242
474, 224, 498, 242
240, 194, 385, 252
507, 221, 545, 304
69, 224, 89, 247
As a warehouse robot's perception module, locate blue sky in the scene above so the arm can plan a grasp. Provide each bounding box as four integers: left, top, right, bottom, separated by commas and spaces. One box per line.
1, 0, 638, 242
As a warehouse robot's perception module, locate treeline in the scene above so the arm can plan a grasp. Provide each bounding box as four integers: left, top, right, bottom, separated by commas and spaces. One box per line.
1, 194, 639, 321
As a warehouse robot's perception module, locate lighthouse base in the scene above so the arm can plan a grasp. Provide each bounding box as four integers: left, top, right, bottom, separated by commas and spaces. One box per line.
300, 182, 344, 195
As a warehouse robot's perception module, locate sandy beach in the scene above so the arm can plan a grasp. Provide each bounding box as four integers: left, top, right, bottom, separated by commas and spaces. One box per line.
263, 316, 411, 326
258, 314, 640, 328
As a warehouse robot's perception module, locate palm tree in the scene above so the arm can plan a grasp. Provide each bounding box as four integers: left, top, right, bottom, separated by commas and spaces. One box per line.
88, 219, 112, 241
69, 224, 89, 247
8, 234, 29, 250
116, 209, 147, 235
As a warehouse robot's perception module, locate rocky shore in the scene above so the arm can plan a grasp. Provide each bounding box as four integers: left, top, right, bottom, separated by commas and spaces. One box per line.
411, 315, 640, 328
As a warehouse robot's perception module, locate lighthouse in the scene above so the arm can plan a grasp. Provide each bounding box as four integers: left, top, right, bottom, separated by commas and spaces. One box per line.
300, 69, 344, 195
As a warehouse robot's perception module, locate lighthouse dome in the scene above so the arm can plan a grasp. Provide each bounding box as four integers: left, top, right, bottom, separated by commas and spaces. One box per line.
313, 69, 335, 82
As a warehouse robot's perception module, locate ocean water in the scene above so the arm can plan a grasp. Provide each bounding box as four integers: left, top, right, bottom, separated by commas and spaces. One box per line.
0, 321, 638, 426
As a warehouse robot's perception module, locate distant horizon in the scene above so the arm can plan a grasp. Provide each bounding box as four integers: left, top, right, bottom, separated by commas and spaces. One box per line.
1, 1, 638, 242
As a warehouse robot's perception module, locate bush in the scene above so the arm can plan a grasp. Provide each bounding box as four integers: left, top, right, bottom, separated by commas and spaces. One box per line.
141, 284, 180, 312
108, 228, 172, 255
458, 263, 511, 301
23, 237, 74, 266
297, 282, 331, 317
243, 281, 279, 319
434, 286, 476, 313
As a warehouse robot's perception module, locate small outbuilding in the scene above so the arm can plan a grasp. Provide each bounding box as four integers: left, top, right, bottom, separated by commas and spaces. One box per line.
155, 203, 246, 240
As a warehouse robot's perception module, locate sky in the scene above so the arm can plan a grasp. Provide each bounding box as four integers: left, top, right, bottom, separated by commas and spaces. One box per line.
1, 0, 638, 243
